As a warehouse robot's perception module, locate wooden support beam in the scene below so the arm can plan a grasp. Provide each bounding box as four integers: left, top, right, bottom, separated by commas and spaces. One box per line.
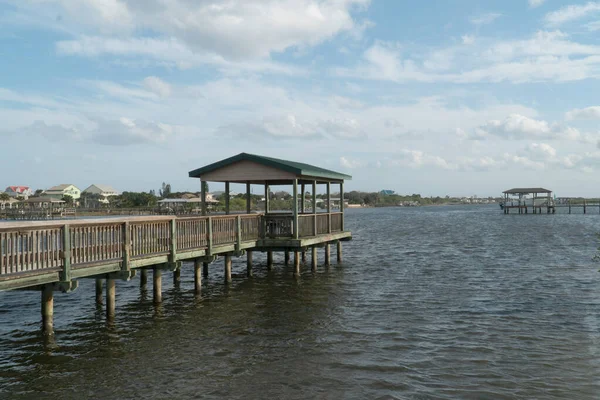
312, 180, 317, 236
173, 267, 181, 286
264, 184, 270, 214
301, 183, 305, 213
201, 181, 208, 216
324, 243, 330, 266
284, 251, 290, 265
327, 182, 331, 233
224, 255, 232, 284
293, 178, 299, 239
106, 278, 116, 320
340, 181, 345, 231
302, 250, 306, 264
194, 259, 202, 293
246, 182, 251, 214
337, 241, 342, 263
247, 251, 253, 277
311, 247, 317, 272
60, 225, 71, 282
225, 182, 230, 215
293, 251, 300, 276
203, 262, 209, 278
95, 278, 103, 305
267, 251, 273, 270
41, 284, 54, 335
153, 267, 162, 304
140, 268, 148, 288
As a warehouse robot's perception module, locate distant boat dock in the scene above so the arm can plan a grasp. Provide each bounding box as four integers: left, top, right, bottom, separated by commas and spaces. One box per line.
0, 153, 352, 335
501, 187, 600, 214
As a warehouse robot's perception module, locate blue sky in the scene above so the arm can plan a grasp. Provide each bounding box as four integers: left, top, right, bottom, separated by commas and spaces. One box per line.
1, 0, 600, 196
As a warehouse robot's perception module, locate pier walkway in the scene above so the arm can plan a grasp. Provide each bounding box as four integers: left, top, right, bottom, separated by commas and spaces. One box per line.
0, 153, 352, 334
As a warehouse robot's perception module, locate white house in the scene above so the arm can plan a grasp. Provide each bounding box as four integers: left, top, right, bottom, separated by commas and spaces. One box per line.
0, 197, 20, 210
4, 186, 33, 199
43, 184, 81, 200
82, 184, 119, 204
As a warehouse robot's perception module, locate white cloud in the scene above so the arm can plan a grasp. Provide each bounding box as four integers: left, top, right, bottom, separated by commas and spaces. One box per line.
525, 142, 557, 159
469, 13, 502, 26
475, 114, 583, 141
340, 156, 364, 169
529, 0, 546, 8
545, 2, 600, 26
586, 20, 600, 30
461, 35, 475, 45
566, 106, 600, 120
143, 76, 172, 98
44, 0, 371, 62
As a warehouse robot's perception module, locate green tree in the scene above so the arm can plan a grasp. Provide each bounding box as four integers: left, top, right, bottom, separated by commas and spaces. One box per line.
0, 192, 10, 201
159, 182, 172, 198
62, 194, 74, 206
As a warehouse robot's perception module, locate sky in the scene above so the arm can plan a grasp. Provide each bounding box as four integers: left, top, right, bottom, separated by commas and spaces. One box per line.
1, 0, 600, 197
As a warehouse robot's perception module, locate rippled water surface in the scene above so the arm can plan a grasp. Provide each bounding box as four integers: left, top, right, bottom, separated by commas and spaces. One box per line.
2, 206, 600, 399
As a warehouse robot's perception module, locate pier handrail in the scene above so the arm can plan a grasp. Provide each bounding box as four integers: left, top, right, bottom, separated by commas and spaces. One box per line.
0, 212, 344, 283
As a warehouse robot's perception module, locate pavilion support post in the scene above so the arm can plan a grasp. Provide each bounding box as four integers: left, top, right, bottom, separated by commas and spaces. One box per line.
153, 267, 162, 304
95, 278, 103, 305
301, 183, 306, 213
293, 178, 299, 239
324, 243, 331, 266
327, 182, 332, 233
41, 285, 54, 334
201, 181, 208, 216
340, 182, 345, 231
294, 251, 301, 276
106, 278, 116, 320
284, 251, 290, 265
203, 262, 209, 277
337, 241, 343, 263
194, 259, 202, 293
247, 251, 253, 277
311, 247, 318, 272
140, 269, 148, 288
312, 180, 317, 235
224, 255, 232, 284
246, 182, 251, 214
225, 182, 230, 215
264, 184, 270, 214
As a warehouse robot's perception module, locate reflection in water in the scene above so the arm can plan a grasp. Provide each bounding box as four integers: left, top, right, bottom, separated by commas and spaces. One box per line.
1, 206, 600, 399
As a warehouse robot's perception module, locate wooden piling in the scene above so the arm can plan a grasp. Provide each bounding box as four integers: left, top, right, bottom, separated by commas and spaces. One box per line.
194, 259, 202, 293
294, 251, 300, 276
140, 269, 148, 289
173, 267, 181, 286
247, 251, 253, 277
203, 262, 209, 278
311, 246, 317, 272
337, 241, 342, 263
41, 285, 53, 334
153, 267, 162, 304
267, 251, 273, 270
302, 250, 306, 264
324, 243, 331, 266
95, 278, 103, 305
284, 251, 290, 265
224, 255, 232, 283
106, 278, 116, 320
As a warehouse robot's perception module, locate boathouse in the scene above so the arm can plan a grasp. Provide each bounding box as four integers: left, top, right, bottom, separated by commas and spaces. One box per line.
502, 188, 555, 214
0, 153, 352, 334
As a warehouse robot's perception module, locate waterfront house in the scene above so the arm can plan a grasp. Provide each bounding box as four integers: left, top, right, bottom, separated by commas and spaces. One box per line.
0, 197, 20, 210
21, 197, 65, 209
4, 186, 33, 199
43, 184, 81, 200
82, 184, 119, 204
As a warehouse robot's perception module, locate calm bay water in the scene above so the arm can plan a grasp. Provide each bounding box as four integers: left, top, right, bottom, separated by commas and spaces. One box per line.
1, 205, 600, 399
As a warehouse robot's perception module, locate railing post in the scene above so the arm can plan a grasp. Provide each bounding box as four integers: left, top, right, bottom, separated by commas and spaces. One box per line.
313, 214, 317, 236
207, 216, 213, 255
122, 221, 130, 271
236, 215, 242, 251
60, 224, 71, 282
293, 178, 299, 239
327, 182, 332, 233
170, 218, 177, 264
340, 181, 344, 231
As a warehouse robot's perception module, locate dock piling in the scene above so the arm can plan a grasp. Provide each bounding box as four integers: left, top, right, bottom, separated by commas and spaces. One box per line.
311, 247, 317, 272
41, 285, 54, 334
337, 241, 343, 263
140, 269, 148, 289
302, 250, 306, 264
294, 251, 301, 276
284, 251, 290, 266
173, 267, 181, 286
267, 251, 273, 270
153, 267, 162, 304
194, 259, 202, 293
324, 243, 331, 266
106, 278, 116, 320
224, 255, 232, 283
95, 278, 103, 305
202, 262, 209, 278
247, 251, 253, 277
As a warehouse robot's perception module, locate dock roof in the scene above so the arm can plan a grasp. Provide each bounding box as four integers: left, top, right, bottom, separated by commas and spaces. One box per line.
189, 152, 351, 184
503, 187, 552, 194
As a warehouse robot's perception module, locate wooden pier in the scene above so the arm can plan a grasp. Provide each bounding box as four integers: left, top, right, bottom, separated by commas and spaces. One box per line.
0, 153, 352, 334
501, 188, 600, 215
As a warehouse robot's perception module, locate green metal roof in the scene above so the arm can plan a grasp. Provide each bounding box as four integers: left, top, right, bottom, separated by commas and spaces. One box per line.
188, 153, 351, 181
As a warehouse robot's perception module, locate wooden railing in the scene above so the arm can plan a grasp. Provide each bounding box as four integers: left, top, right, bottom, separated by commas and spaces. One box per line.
0, 212, 345, 282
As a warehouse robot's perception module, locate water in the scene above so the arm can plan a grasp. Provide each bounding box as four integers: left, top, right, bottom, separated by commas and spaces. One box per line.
1, 205, 600, 399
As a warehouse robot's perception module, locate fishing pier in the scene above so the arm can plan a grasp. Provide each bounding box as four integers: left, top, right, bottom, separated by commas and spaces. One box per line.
0, 153, 352, 334
502, 187, 600, 214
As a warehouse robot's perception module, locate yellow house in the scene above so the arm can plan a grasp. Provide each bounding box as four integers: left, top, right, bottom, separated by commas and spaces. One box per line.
43, 184, 81, 200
